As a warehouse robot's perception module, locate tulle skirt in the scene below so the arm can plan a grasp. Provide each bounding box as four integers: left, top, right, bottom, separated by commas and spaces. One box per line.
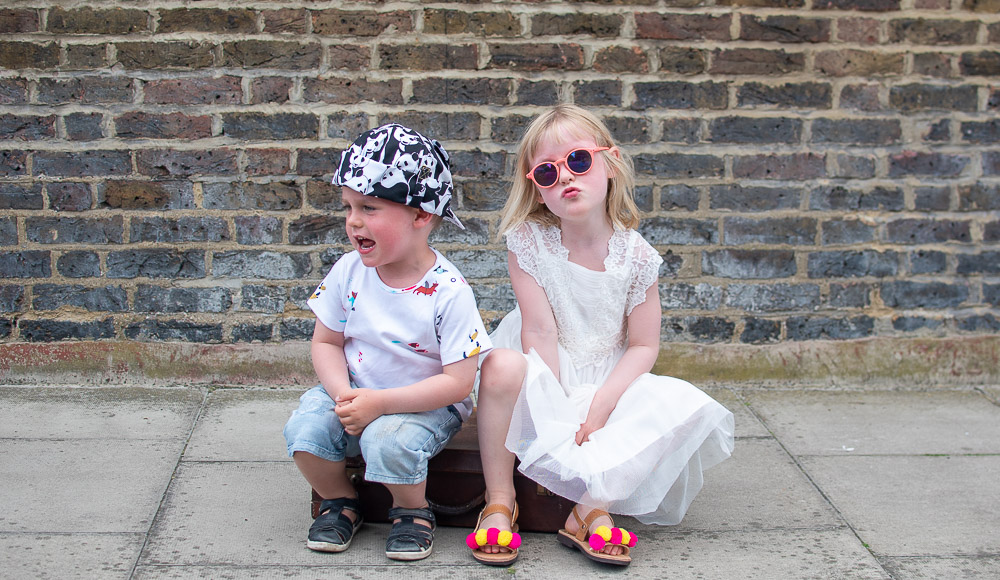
491, 309, 735, 525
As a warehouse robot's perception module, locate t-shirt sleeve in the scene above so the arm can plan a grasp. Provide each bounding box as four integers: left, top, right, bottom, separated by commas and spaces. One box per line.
435, 283, 493, 366
307, 259, 348, 332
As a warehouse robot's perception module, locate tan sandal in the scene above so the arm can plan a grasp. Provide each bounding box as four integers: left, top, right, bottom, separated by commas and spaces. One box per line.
556, 507, 633, 566
466, 502, 521, 566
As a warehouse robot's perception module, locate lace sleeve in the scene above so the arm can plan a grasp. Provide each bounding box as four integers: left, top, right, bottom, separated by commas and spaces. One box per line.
625, 231, 663, 316
504, 222, 542, 285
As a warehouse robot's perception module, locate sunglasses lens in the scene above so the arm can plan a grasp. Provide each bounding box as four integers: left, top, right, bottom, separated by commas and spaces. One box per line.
532, 163, 559, 187
566, 149, 593, 174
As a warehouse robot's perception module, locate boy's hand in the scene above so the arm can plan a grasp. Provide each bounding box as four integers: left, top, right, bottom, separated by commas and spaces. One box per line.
334, 389, 385, 436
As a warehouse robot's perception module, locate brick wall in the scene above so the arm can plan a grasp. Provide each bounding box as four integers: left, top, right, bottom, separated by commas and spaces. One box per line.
1, 1, 999, 351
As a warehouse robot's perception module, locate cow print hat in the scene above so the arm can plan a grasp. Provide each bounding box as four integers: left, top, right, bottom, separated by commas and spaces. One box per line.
332, 123, 463, 229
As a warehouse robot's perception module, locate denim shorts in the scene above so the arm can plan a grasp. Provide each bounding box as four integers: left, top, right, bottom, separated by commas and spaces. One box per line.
283, 385, 462, 485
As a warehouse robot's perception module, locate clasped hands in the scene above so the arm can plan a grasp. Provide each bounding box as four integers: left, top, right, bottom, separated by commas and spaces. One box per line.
334, 388, 384, 436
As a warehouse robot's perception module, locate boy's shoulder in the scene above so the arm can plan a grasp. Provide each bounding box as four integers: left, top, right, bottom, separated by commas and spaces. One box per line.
418, 249, 471, 293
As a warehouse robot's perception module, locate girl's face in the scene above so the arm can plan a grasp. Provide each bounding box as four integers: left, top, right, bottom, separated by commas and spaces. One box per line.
528, 133, 614, 225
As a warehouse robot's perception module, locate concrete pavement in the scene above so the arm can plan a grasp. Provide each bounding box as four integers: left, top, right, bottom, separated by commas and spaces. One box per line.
1, 383, 998, 579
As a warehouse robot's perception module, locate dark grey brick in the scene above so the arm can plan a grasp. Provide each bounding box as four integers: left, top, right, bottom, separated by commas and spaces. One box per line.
909, 250, 947, 274
810, 185, 904, 211
232, 323, 274, 342
737, 82, 832, 109
0, 217, 16, 245
430, 218, 491, 245
708, 116, 802, 143
889, 152, 970, 178
471, 283, 515, 313
107, 250, 205, 279
881, 281, 968, 309
786, 316, 874, 340
212, 251, 311, 280
131, 217, 229, 243
957, 314, 1000, 333
957, 183, 1000, 211
289, 215, 345, 245
0, 251, 51, 278
0, 183, 43, 209
19, 317, 115, 341
886, 219, 971, 244
32, 284, 128, 311
27, 216, 124, 244
55, 251, 101, 278
633, 153, 724, 179
279, 318, 314, 340
724, 217, 816, 245
892, 316, 943, 332
660, 283, 723, 310
807, 250, 898, 278
914, 186, 951, 211
33, 150, 131, 177
639, 218, 718, 245
135, 285, 232, 313
203, 181, 302, 210
0, 285, 25, 313
444, 250, 508, 279
956, 251, 1000, 275
64, 112, 104, 141
828, 283, 871, 307
710, 185, 801, 212
833, 154, 876, 179
821, 219, 876, 245
740, 317, 781, 344
46, 182, 92, 211
725, 284, 821, 312
703, 250, 796, 279
811, 118, 901, 144
240, 284, 288, 313
662, 316, 735, 343
235, 216, 283, 245
124, 319, 222, 342
661, 185, 700, 211
984, 284, 1000, 306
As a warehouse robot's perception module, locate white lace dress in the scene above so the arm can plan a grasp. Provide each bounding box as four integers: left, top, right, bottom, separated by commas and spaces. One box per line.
491, 222, 735, 525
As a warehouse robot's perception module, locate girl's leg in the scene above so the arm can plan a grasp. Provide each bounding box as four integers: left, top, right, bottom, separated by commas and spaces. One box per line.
564, 504, 626, 556
476, 349, 526, 553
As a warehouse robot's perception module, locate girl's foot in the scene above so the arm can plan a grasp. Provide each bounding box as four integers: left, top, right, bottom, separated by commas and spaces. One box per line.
467, 496, 521, 565
563, 505, 626, 557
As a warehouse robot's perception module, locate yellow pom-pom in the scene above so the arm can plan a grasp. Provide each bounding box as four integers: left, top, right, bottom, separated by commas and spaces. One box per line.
475, 529, 489, 547
620, 529, 631, 546
498, 530, 513, 547
594, 525, 612, 542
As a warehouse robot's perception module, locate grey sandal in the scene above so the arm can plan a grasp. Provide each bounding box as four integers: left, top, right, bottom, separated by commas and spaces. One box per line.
385, 506, 436, 561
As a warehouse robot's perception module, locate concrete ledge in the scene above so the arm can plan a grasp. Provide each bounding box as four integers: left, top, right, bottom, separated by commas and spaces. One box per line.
0, 336, 997, 388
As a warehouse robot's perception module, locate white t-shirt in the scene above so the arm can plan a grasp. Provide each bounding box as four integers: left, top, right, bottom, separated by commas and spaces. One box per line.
308, 248, 491, 420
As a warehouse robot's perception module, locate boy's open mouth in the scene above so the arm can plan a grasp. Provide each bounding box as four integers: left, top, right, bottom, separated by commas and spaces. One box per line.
356, 237, 375, 251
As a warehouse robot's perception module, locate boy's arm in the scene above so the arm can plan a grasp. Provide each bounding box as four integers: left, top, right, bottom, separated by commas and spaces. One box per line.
334, 355, 479, 435
311, 319, 353, 401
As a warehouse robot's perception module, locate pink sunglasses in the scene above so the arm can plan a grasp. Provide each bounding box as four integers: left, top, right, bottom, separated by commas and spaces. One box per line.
525, 147, 610, 188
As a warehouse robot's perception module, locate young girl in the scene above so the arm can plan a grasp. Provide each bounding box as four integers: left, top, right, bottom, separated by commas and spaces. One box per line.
466, 105, 735, 566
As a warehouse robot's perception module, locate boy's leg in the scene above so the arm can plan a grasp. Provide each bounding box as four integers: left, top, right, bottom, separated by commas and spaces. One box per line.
475, 349, 526, 553
359, 407, 460, 560
284, 386, 362, 551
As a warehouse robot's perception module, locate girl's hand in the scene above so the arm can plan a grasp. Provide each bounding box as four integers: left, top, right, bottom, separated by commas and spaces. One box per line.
575, 389, 617, 445
334, 389, 385, 436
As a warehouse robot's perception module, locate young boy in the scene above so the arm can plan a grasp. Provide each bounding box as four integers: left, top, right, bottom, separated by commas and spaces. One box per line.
284, 124, 491, 561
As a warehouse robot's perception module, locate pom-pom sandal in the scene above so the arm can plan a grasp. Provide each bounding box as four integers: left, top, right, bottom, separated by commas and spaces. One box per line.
466, 502, 521, 566
556, 507, 634, 566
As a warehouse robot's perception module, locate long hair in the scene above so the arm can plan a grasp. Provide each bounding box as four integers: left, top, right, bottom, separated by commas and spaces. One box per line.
498, 104, 639, 239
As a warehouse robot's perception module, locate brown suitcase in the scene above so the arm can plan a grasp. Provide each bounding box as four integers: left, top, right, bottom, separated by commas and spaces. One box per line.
310, 412, 575, 532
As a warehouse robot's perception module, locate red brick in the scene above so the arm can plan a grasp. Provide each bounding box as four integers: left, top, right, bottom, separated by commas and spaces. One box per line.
48, 7, 149, 34
489, 43, 584, 71
815, 50, 904, 76
0, 42, 59, 69
313, 10, 413, 36
245, 149, 292, 176
710, 49, 805, 75
836, 18, 881, 44
222, 41, 321, 70
380, 43, 478, 70
635, 12, 731, 41
302, 78, 403, 105
115, 42, 215, 70
594, 46, 649, 74
263, 9, 310, 34
158, 9, 257, 33
424, 9, 520, 36
114, 112, 212, 140
0, 9, 40, 33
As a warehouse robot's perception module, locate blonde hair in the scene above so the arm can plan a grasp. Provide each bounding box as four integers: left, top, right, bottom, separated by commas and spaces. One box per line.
498, 104, 639, 239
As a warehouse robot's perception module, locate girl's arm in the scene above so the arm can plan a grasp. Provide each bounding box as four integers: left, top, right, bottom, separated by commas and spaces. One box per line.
508, 250, 561, 381
311, 319, 353, 401
576, 280, 661, 445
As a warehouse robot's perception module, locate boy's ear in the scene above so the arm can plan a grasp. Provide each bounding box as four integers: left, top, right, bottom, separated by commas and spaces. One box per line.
413, 208, 435, 227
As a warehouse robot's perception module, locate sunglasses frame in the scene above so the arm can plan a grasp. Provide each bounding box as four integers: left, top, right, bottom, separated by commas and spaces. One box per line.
525, 147, 611, 189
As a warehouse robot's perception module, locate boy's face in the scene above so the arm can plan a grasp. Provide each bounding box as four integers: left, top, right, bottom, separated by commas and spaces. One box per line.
341, 187, 427, 276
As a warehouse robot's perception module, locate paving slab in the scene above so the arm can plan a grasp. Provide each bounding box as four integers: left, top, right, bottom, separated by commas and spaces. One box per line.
0, 533, 144, 580
0, 439, 184, 533
743, 389, 1000, 456
706, 386, 770, 438
678, 438, 841, 531
879, 556, 1000, 579
800, 455, 1000, 557
183, 388, 299, 462
0, 386, 202, 440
